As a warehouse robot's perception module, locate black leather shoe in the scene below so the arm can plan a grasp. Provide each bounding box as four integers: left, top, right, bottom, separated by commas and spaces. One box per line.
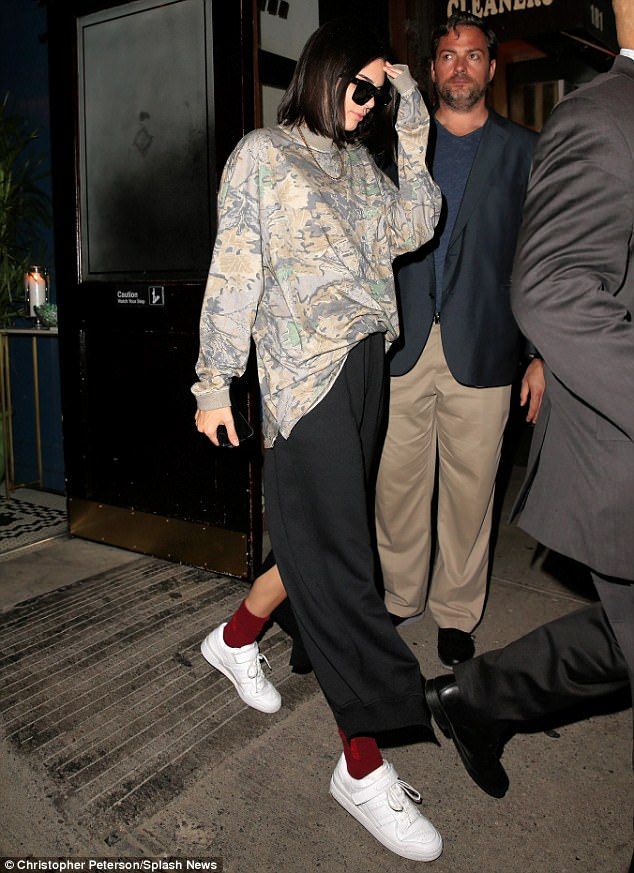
425, 674, 509, 798
389, 611, 424, 627
438, 628, 475, 667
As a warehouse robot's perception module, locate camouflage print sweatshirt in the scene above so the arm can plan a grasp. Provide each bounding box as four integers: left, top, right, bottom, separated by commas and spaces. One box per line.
192, 67, 441, 447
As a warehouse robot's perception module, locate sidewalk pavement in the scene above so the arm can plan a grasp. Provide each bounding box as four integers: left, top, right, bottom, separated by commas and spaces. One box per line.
0, 470, 631, 873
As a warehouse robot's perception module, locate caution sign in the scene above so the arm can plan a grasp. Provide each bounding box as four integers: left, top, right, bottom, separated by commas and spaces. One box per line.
149, 286, 165, 306
115, 287, 165, 307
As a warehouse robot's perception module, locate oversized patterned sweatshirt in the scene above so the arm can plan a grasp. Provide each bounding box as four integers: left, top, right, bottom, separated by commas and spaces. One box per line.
192, 67, 441, 447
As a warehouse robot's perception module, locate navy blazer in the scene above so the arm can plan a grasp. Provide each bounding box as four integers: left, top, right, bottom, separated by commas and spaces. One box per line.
389, 110, 537, 385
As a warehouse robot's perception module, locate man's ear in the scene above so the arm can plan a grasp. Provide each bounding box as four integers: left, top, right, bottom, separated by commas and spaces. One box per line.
488, 58, 497, 84
430, 59, 436, 84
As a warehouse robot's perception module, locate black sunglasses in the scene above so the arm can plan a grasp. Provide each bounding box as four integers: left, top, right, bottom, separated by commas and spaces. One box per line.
351, 77, 393, 107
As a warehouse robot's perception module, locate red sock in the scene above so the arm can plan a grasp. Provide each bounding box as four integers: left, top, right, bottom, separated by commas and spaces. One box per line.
223, 599, 269, 648
338, 728, 383, 780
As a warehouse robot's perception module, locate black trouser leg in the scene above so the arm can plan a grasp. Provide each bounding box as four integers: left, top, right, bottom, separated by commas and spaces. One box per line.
455, 601, 629, 724
592, 572, 634, 700
263, 335, 429, 737
268, 578, 313, 674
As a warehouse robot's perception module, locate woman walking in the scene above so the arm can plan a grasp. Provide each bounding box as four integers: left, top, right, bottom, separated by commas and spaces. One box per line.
193, 19, 442, 861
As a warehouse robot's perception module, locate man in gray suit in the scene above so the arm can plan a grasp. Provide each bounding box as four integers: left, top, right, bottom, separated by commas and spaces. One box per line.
425, 0, 634, 802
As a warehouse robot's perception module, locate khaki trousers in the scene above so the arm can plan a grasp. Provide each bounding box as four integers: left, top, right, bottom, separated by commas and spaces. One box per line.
376, 324, 511, 631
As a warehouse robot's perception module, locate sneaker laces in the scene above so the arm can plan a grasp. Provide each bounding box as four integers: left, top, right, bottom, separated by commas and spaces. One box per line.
387, 780, 423, 823
247, 652, 272, 692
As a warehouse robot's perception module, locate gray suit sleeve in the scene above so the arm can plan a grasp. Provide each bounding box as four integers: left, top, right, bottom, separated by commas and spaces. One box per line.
510, 95, 634, 438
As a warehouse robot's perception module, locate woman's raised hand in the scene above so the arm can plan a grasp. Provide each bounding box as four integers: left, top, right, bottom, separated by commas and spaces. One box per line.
383, 62, 404, 81
195, 406, 239, 447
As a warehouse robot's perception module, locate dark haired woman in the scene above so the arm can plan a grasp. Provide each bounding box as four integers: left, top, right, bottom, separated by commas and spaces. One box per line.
193, 19, 442, 862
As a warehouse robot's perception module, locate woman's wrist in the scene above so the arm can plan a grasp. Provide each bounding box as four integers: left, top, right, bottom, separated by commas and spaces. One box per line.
390, 65, 417, 97
195, 387, 231, 411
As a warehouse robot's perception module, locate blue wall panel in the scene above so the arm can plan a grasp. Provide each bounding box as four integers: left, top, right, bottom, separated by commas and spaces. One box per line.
1, 1, 64, 492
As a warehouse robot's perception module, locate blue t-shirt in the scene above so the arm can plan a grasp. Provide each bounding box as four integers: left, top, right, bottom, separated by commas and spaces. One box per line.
432, 118, 484, 311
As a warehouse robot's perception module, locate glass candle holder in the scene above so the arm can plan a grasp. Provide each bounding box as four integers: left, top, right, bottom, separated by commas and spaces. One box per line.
24, 266, 50, 327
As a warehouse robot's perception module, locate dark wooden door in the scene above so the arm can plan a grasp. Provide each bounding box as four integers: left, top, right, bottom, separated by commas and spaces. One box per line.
47, 0, 261, 577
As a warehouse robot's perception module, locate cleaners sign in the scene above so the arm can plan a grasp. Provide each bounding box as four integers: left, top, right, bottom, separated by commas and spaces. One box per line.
446, 0, 554, 14
439, 0, 616, 50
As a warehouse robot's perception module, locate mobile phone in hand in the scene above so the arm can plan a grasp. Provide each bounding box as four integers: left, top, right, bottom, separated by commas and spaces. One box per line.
217, 409, 254, 447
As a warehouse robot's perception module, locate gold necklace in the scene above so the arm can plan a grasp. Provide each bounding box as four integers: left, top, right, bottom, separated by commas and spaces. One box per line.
297, 127, 345, 181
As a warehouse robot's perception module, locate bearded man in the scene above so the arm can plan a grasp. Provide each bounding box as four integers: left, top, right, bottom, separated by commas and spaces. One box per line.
376, 12, 545, 667
424, 4, 634, 841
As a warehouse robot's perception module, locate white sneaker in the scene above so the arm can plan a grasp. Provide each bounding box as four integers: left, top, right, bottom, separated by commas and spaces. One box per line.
200, 623, 282, 714
329, 754, 442, 862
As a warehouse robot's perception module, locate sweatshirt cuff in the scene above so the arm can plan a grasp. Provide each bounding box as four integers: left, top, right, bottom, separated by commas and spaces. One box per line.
195, 388, 231, 411
391, 65, 417, 96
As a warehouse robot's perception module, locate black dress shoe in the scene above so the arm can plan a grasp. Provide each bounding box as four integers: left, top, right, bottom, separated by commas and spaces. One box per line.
390, 611, 424, 628
389, 612, 406, 626
438, 628, 475, 667
425, 674, 509, 798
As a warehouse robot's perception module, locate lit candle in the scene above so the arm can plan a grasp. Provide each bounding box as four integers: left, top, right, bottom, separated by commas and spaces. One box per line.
27, 268, 47, 316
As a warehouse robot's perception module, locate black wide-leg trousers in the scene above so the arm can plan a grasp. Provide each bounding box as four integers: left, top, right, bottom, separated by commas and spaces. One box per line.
455, 571, 632, 724
263, 333, 430, 737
